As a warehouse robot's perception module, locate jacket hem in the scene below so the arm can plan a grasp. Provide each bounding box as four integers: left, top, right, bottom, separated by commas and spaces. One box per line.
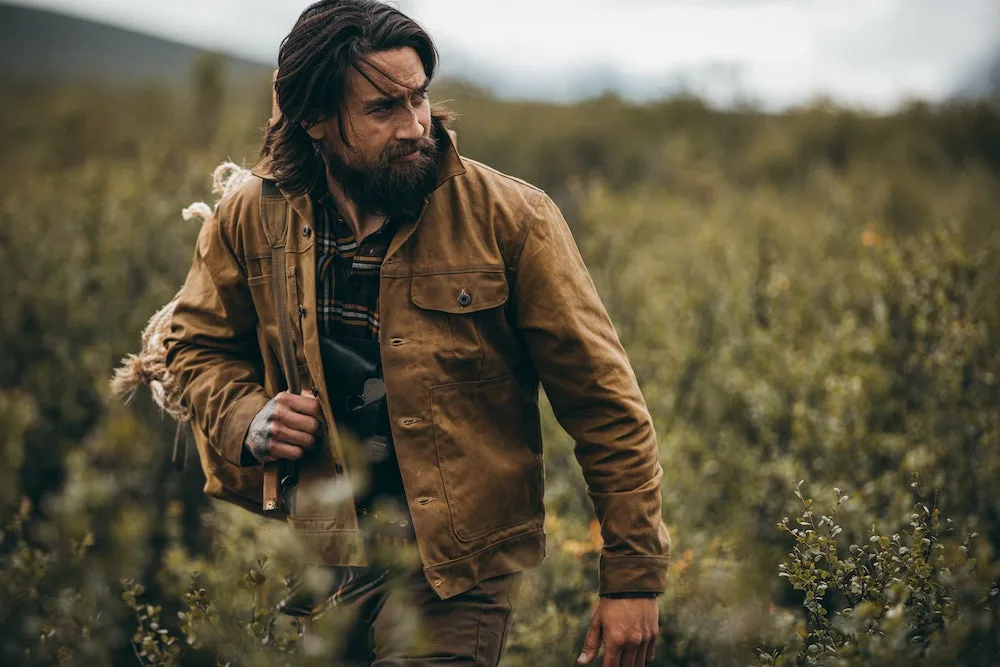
422, 528, 546, 600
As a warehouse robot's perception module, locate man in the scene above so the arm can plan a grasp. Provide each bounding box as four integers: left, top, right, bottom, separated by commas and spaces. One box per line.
165, 1, 670, 665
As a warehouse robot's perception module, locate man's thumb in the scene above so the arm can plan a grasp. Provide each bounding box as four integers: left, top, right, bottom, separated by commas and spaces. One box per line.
577, 619, 601, 664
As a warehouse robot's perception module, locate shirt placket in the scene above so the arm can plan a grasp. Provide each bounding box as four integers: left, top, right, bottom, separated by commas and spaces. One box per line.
316, 196, 391, 343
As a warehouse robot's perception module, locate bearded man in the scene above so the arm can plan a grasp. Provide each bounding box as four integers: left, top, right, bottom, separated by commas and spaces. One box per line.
165, 1, 670, 665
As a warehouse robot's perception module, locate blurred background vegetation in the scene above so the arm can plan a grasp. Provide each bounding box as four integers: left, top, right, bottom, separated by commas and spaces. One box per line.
2, 33, 1000, 666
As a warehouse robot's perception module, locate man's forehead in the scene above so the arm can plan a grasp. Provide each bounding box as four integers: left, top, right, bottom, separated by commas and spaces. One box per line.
347, 47, 427, 102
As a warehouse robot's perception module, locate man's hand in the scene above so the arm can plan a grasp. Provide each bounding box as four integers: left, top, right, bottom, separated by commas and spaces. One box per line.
577, 597, 658, 667
245, 391, 322, 463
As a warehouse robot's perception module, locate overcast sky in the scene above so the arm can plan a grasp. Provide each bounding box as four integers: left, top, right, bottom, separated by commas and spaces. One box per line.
10, 0, 1000, 109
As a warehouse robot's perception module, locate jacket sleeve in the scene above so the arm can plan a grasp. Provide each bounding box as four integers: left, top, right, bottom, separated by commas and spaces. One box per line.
512, 192, 671, 595
164, 194, 270, 468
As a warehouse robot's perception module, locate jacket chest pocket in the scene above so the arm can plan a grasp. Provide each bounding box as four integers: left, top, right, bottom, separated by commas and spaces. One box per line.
410, 267, 509, 380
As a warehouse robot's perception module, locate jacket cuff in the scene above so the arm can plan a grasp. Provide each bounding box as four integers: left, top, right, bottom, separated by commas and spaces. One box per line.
221, 392, 270, 467
599, 554, 670, 596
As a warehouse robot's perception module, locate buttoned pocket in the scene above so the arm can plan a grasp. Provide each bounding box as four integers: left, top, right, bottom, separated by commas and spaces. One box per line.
410, 267, 510, 380
410, 267, 509, 314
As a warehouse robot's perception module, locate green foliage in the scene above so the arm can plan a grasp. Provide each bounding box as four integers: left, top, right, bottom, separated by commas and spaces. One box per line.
2, 63, 999, 665
119, 506, 354, 667
757, 482, 998, 666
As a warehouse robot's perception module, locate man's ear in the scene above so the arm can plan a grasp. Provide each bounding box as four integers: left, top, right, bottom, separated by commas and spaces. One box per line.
303, 118, 333, 141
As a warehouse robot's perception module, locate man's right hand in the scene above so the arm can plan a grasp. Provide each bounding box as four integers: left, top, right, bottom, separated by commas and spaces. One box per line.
245, 391, 322, 463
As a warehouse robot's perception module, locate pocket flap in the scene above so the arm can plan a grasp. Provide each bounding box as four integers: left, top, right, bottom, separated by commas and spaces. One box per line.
411, 269, 509, 314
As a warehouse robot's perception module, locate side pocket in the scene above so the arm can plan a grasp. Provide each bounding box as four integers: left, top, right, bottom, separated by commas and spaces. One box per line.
430, 375, 544, 542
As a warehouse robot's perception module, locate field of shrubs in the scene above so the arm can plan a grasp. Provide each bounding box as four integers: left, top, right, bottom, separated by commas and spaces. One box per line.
2, 59, 999, 665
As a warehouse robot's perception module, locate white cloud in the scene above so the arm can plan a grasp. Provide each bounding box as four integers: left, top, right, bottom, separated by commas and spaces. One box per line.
9, 0, 1000, 110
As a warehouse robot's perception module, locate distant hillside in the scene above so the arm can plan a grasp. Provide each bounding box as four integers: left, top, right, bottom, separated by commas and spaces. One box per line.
0, 3, 269, 85
957, 45, 1000, 102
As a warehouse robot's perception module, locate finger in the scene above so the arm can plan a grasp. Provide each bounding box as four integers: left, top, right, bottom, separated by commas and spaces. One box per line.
620, 641, 639, 667
281, 391, 323, 418
267, 441, 306, 461
275, 405, 321, 436
271, 423, 315, 449
601, 638, 622, 667
577, 616, 602, 664
646, 607, 658, 663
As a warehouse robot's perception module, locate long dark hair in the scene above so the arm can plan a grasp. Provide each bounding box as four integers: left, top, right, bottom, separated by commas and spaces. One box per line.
262, 0, 445, 196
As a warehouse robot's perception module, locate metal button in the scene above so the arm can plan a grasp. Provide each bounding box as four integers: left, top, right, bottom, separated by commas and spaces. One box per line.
302, 225, 312, 237
399, 417, 423, 426
298, 304, 307, 317
457, 289, 472, 307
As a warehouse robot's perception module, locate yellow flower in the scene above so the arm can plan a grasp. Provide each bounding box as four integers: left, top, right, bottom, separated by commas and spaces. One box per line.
861, 226, 881, 247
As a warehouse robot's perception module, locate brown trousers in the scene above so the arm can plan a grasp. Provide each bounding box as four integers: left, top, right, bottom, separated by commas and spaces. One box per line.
337, 569, 522, 666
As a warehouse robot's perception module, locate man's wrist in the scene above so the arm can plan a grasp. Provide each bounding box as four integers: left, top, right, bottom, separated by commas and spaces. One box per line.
224, 392, 272, 466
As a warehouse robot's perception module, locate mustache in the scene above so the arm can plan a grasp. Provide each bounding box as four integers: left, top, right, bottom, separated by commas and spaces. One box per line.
381, 134, 437, 162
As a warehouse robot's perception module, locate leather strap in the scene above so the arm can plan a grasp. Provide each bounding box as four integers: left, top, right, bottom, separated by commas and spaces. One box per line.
260, 179, 299, 513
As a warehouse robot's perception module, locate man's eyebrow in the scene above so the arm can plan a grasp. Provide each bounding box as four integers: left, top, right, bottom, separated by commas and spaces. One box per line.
362, 79, 430, 111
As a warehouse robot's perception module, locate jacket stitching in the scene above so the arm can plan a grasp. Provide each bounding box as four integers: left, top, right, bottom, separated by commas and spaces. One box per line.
409, 264, 504, 276
423, 527, 544, 569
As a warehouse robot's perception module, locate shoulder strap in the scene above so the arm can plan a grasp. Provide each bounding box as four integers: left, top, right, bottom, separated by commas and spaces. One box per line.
259, 178, 299, 512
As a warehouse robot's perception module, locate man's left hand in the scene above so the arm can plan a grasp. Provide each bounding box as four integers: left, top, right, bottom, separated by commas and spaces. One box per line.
577, 597, 658, 667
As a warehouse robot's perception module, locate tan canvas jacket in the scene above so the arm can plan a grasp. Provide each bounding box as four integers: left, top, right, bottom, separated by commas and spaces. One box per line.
164, 134, 671, 599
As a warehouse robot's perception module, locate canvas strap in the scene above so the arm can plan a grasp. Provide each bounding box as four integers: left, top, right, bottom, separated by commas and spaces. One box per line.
260, 178, 299, 513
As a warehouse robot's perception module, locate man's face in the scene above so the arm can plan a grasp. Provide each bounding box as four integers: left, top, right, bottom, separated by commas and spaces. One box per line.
306, 47, 438, 219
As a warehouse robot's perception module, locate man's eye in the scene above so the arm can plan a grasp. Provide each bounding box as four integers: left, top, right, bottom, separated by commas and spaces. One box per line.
373, 104, 394, 114
413, 90, 429, 103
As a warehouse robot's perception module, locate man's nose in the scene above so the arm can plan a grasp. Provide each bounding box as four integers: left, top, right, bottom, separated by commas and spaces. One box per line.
395, 107, 425, 142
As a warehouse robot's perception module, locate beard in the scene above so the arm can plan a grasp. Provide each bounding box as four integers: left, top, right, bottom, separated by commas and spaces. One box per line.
321, 131, 440, 221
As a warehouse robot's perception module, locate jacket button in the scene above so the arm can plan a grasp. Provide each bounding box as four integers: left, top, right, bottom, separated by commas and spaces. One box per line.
302, 225, 312, 237
334, 462, 344, 474
457, 289, 472, 307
